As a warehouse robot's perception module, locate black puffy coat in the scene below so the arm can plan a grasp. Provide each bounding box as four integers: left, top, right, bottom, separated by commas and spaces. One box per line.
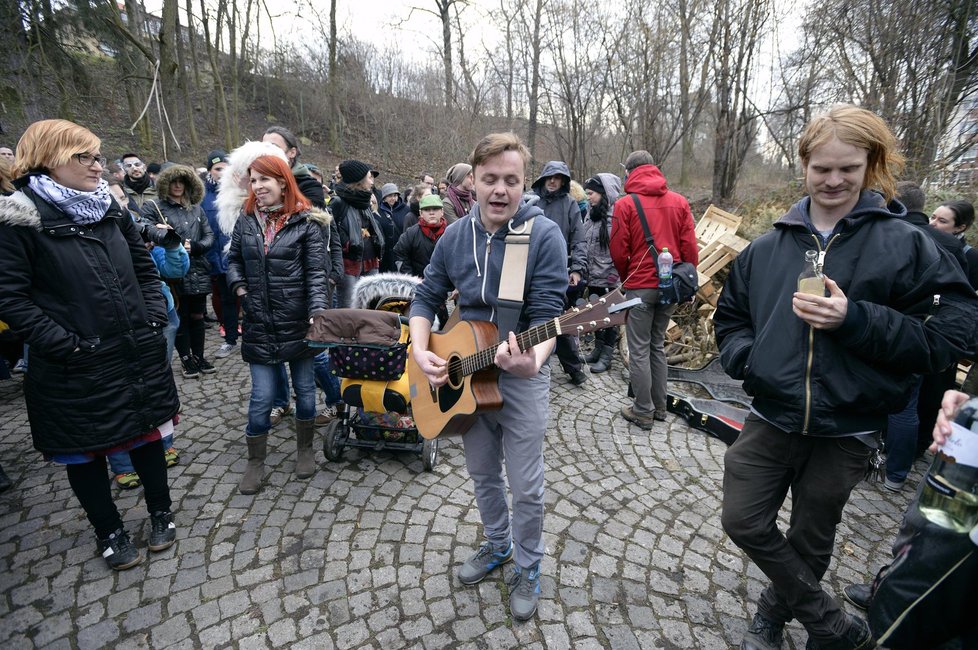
0, 184, 179, 454
226, 208, 330, 364
141, 166, 213, 296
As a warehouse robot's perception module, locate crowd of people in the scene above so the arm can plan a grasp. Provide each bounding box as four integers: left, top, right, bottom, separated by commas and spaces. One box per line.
0, 106, 976, 647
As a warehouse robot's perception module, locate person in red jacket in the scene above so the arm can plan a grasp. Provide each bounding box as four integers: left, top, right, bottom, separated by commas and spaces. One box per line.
610, 150, 698, 429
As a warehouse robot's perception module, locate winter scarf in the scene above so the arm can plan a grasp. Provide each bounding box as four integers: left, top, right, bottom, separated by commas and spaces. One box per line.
28, 174, 112, 226
125, 173, 152, 195
334, 183, 373, 209
419, 217, 447, 241
446, 185, 472, 220
256, 206, 288, 252
589, 195, 611, 248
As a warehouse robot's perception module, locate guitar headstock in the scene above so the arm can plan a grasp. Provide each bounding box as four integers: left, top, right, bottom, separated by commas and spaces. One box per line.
559, 288, 641, 335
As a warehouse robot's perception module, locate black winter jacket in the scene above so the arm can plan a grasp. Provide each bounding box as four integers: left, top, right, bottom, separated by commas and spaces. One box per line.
715, 191, 978, 436
142, 198, 213, 296
226, 208, 330, 364
393, 224, 438, 277
0, 185, 179, 453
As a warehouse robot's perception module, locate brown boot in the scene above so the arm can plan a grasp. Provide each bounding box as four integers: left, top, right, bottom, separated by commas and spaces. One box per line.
238, 434, 267, 495
295, 419, 317, 479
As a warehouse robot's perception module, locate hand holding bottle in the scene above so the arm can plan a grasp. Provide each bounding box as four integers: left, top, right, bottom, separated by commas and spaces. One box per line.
932, 389, 971, 452
792, 276, 848, 330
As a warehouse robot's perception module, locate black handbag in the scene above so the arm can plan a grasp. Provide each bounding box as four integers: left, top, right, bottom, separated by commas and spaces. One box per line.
630, 194, 698, 305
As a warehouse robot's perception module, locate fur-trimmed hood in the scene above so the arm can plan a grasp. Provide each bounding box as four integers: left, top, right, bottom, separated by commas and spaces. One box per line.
216, 141, 289, 237
352, 272, 422, 311
0, 190, 43, 230
155, 164, 204, 205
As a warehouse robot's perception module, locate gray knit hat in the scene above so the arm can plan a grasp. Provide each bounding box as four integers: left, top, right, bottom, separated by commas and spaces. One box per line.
380, 183, 400, 199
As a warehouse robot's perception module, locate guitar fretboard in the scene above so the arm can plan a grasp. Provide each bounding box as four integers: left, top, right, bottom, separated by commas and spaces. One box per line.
454, 318, 562, 377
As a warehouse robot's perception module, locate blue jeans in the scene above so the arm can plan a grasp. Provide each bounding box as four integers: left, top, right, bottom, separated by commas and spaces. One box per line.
273, 363, 290, 408
108, 433, 174, 474
248, 358, 316, 436
885, 379, 921, 483
313, 352, 342, 405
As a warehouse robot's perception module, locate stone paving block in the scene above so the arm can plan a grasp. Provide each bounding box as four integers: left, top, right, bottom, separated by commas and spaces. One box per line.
76, 619, 120, 650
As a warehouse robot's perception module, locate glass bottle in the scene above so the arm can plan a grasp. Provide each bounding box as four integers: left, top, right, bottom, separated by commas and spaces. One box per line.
797, 249, 825, 296
918, 397, 978, 532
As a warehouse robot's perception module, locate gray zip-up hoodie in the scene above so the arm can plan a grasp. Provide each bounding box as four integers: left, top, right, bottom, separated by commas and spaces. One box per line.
410, 201, 568, 334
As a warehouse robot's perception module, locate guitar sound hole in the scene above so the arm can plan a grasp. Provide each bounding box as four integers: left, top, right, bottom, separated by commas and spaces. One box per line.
447, 355, 464, 389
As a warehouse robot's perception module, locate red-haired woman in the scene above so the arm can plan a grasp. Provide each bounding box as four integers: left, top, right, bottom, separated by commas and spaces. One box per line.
226, 155, 331, 494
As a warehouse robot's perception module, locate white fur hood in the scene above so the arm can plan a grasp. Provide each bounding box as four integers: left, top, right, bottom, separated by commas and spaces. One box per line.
0, 191, 43, 230
216, 141, 289, 236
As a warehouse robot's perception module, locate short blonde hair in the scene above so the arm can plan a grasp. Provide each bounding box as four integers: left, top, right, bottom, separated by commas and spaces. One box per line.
569, 180, 586, 202
469, 132, 530, 171
0, 157, 14, 193
798, 105, 904, 201
15, 119, 100, 177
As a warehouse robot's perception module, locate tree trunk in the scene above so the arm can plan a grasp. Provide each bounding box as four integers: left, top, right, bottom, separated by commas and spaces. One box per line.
199, 0, 233, 149
526, 0, 545, 166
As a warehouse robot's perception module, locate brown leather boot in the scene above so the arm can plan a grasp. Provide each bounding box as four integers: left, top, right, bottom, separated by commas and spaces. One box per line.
295, 419, 317, 479
238, 434, 267, 495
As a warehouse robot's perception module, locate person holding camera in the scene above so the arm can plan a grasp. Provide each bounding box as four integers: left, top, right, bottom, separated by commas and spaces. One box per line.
0, 119, 180, 570
141, 165, 215, 378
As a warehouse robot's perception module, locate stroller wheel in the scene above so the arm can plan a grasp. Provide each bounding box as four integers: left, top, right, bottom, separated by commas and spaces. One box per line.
323, 420, 344, 462
421, 437, 438, 472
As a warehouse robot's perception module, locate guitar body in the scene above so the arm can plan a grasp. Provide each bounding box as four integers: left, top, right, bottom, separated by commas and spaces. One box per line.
408, 320, 503, 440
408, 288, 640, 440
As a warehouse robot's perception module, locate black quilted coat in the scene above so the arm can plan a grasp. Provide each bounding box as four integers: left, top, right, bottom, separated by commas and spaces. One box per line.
141, 165, 213, 296
0, 184, 180, 454
226, 208, 330, 364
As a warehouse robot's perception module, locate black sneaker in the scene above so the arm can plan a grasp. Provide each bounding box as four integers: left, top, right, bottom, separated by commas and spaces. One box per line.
805, 615, 873, 650
195, 355, 216, 374
148, 511, 176, 552
741, 612, 784, 650
96, 528, 142, 571
180, 355, 200, 378
842, 583, 872, 611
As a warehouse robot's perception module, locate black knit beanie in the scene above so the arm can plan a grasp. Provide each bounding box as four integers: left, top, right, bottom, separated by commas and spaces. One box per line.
583, 176, 605, 194
339, 159, 371, 184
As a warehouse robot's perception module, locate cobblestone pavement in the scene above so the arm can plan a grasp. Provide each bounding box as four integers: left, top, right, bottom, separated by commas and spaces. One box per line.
0, 333, 921, 649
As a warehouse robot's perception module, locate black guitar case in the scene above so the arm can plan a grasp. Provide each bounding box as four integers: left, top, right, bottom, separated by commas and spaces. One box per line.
667, 357, 751, 407
667, 393, 747, 446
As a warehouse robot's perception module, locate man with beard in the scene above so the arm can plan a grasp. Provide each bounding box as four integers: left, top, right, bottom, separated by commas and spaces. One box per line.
121, 152, 157, 209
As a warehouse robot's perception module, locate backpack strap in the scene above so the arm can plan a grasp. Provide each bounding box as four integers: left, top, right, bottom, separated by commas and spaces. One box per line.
496, 217, 535, 342
630, 194, 659, 257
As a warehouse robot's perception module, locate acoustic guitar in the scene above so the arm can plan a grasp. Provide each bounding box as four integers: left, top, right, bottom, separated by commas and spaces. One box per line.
408, 288, 640, 440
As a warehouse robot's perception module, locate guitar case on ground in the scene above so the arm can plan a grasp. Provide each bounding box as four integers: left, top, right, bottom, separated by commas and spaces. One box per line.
666, 393, 747, 446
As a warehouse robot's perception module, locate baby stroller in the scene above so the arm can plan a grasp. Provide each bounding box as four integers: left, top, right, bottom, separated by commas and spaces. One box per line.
305, 273, 438, 471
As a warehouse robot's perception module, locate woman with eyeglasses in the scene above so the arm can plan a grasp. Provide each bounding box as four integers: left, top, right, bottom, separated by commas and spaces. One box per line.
0, 119, 180, 570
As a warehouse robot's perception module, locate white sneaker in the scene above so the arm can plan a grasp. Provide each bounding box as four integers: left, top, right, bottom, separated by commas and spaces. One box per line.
214, 342, 237, 358
269, 403, 292, 426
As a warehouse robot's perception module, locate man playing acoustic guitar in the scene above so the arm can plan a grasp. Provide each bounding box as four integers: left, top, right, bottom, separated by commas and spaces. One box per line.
409, 132, 568, 621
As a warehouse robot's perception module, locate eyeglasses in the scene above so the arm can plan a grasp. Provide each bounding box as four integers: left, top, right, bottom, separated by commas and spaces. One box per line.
73, 153, 107, 168
123, 160, 144, 169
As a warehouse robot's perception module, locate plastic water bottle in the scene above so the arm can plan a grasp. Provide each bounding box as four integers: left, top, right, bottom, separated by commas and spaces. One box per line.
658, 247, 674, 292
918, 396, 978, 532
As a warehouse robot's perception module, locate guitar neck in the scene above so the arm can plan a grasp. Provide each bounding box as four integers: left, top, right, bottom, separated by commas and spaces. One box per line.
458, 319, 561, 377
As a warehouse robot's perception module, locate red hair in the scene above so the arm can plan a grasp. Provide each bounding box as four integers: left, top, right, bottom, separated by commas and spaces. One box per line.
244, 155, 312, 215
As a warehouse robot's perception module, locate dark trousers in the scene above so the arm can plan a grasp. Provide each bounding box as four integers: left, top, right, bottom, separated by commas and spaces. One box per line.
65, 439, 171, 538
211, 274, 239, 345
721, 415, 871, 641
175, 293, 207, 359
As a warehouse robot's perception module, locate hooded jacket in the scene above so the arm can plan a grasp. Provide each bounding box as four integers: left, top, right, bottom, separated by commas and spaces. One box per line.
530, 161, 586, 276
142, 165, 213, 295
582, 173, 623, 288
714, 191, 978, 436
410, 201, 568, 335
0, 184, 179, 453
201, 174, 229, 275
610, 164, 697, 289
217, 141, 343, 286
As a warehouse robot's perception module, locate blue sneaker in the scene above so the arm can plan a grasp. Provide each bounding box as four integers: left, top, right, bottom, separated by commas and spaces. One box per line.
457, 540, 513, 585
507, 562, 541, 621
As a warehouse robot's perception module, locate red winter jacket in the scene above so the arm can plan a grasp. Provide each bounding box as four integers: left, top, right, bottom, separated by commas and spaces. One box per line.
610, 165, 698, 289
